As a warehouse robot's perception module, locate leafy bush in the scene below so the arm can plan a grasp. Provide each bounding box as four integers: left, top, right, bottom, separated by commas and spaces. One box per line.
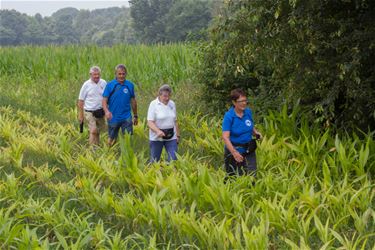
197, 0, 375, 131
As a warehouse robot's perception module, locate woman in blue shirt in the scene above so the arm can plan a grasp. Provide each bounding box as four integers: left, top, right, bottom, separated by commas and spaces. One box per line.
222, 88, 262, 177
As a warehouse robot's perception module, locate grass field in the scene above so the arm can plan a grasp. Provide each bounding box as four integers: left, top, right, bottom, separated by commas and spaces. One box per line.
0, 45, 374, 249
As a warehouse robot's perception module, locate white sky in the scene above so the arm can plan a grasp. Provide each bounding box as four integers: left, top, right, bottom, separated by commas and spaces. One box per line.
0, 0, 130, 16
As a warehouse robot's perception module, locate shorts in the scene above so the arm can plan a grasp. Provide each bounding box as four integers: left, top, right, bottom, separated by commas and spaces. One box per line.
108, 118, 133, 140
84, 111, 106, 133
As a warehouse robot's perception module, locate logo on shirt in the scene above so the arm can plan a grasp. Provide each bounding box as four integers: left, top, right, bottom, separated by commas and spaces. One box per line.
245, 120, 252, 127
123, 88, 129, 94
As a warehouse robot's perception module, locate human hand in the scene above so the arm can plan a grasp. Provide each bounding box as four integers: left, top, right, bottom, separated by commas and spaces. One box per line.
78, 114, 84, 123
255, 131, 263, 140
133, 117, 138, 126
105, 111, 112, 120
156, 130, 165, 138
232, 151, 244, 162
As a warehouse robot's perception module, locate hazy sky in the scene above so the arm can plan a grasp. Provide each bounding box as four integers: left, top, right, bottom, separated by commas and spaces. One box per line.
1, 0, 130, 16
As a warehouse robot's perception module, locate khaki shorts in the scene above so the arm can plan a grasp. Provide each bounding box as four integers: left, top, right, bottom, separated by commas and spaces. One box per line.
84, 111, 106, 133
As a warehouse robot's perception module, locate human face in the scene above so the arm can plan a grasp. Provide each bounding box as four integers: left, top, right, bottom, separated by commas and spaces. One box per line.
233, 95, 248, 111
115, 69, 127, 83
159, 91, 170, 105
90, 71, 100, 83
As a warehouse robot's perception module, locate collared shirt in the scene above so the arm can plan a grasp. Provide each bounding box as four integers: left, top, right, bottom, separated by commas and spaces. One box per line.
147, 97, 177, 141
222, 107, 254, 153
78, 78, 107, 111
103, 79, 135, 124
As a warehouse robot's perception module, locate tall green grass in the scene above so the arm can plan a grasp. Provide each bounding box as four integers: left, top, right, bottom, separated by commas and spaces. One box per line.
0, 45, 374, 249
0, 44, 201, 123
0, 44, 196, 84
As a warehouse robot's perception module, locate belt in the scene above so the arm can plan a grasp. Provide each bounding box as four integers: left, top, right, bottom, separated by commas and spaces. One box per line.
232, 142, 250, 147
85, 110, 95, 113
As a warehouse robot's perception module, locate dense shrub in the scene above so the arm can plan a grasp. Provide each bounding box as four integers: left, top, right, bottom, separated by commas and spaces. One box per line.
197, 0, 375, 131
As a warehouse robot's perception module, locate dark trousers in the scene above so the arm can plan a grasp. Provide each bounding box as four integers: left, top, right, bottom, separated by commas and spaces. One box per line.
224, 148, 257, 177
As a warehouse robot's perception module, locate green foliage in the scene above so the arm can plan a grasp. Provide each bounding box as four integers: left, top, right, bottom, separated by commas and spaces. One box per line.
1, 1, 215, 45
0, 44, 198, 123
0, 45, 374, 249
129, 0, 214, 43
197, 0, 375, 130
0, 7, 137, 46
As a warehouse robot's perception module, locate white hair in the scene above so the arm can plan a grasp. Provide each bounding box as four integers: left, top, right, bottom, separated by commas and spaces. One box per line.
159, 84, 172, 95
89, 66, 101, 74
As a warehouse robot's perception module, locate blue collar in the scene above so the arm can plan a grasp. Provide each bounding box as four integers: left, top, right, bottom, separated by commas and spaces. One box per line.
112, 79, 130, 85
228, 106, 251, 119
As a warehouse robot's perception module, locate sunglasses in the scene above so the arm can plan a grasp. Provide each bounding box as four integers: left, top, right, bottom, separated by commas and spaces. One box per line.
236, 99, 249, 104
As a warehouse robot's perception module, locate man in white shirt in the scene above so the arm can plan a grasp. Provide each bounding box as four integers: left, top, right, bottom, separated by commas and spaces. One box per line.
78, 66, 107, 145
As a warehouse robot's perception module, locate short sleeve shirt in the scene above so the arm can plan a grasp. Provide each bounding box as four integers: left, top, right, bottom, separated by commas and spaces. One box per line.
147, 98, 177, 141
78, 78, 107, 111
103, 79, 135, 124
222, 107, 254, 153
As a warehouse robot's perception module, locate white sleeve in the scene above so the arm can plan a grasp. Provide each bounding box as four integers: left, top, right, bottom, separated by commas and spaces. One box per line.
78, 83, 87, 100
147, 101, 156, 121
100, 79, 107, 88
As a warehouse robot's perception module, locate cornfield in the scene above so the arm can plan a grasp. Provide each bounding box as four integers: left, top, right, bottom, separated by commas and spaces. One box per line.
0, 45, 374, 249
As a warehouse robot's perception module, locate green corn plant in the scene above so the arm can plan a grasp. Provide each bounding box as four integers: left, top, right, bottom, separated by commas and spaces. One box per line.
330, 229, 375, 250
313, 215, 333, 245
347, 207, 375, 236
106, 230, 127, 250
0, 204, 24, 248
13, 225, 41, 250
284, 236, 311, 250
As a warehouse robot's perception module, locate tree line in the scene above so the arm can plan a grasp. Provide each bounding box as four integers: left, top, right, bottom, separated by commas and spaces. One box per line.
197, 0, 375, 131
2, 0, 374, 131
0, 0, 217, 46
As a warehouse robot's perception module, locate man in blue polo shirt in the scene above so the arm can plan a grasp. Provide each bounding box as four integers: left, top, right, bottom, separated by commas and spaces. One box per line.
222, 88, 262, 177
102, 64, 138, 146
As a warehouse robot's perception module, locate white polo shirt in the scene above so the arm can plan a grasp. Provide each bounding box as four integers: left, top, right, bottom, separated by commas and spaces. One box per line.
147, 97, 177, 141
78, 78, 107, 111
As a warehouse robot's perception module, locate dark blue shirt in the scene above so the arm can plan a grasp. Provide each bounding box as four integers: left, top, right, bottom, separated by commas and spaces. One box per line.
103, 79, 135, 124
222, 107, 254, 153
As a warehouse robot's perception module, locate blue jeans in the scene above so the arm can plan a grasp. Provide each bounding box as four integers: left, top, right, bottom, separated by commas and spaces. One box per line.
149, 139, 178, 163
108, 118, 133, 140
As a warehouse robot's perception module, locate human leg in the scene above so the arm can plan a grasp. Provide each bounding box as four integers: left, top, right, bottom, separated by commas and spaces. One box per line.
244, 151, 257, 177
224, 148, 237, 176
85, 112, 99, 145
96, 117, 106, 144
120, 118, 133, 135
149, 141, 164, 163
164, 139, 178, 162
108, 122, 121, 146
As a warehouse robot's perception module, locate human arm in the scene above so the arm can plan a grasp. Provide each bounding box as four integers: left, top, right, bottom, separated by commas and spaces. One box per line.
77, 84, 87, 123
102, 97, 112, 120
222, 131, 244, 162
175, 120, 180, 143
77, 99, 84, 123
131, 97, 138, 125
173, 101, 180, 143
147, 120, 165, 138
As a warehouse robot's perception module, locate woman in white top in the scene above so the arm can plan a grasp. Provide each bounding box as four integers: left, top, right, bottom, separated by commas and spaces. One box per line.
147, 84, 180, 162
